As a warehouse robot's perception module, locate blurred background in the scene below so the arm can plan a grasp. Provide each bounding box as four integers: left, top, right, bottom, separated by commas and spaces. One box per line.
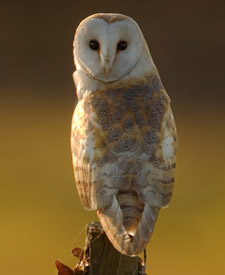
0, 0, 224, 274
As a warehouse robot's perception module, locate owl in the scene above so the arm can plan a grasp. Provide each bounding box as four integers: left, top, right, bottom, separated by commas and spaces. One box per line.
71, 13, 177, 257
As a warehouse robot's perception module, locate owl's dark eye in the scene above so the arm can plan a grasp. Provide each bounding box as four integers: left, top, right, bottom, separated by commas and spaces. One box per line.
117, 41, 127, 51
89, 40, 99, 50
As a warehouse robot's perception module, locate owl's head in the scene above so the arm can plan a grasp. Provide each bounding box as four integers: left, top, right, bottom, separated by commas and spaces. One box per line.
73, 13, 154, 83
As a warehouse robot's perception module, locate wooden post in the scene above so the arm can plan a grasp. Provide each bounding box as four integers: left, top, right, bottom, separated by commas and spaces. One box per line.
56, 222, 146, 275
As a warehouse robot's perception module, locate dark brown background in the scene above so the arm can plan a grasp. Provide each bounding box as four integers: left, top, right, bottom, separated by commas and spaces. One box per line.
1, 0, 225, 109
1, 1, 224, 275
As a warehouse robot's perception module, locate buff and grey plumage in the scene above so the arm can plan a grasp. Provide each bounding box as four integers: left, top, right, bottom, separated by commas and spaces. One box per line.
71, 13, 177, 256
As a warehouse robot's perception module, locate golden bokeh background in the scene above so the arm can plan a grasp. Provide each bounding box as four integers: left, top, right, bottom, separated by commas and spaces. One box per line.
1, 1, 225, 274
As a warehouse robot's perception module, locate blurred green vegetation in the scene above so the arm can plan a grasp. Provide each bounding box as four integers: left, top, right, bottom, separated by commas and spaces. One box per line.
0, 93, 224, 275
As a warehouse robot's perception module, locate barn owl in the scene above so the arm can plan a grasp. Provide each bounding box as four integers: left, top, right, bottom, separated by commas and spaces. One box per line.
71, 13, 177, 256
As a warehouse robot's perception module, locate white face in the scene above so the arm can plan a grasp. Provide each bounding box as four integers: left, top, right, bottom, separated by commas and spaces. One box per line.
74, 17, 144, 82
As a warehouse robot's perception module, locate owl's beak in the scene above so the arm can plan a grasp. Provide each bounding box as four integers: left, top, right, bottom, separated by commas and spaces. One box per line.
101, 55, 113, 75
103, 61, 110, 75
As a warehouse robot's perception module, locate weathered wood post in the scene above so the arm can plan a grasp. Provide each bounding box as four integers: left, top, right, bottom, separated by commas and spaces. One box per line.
55, 222, 146, 275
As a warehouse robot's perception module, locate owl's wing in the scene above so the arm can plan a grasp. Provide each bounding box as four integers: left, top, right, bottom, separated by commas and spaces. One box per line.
137, 105, 177, 208
71, 98, 118, 210
97, 103, 177, 256
131, 105, 177, 254
71, 154, 119, 210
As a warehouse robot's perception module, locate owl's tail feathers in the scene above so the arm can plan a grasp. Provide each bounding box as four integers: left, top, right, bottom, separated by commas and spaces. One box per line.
97, 197, 159, 257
